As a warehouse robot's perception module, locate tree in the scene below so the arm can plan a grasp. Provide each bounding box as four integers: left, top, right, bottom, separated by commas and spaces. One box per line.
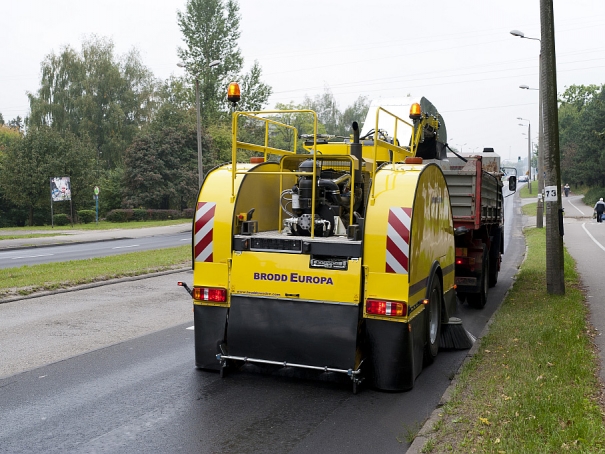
0, 124, 21, 151
122, 125, 199, 210
177, 0, 271, 121
559, 84, 605, 186
27, 36, 158, 170
301, 90, 370, 137
0, 127, 95, 225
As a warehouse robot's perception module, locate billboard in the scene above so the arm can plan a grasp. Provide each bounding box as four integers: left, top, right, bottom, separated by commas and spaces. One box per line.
50, 177, 71, 202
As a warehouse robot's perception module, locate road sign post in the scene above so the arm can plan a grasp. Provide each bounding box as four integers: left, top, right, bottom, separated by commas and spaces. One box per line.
94, 186, 100, 225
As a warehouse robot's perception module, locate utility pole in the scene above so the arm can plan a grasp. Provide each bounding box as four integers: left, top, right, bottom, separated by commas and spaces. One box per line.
541, 0, 565, 294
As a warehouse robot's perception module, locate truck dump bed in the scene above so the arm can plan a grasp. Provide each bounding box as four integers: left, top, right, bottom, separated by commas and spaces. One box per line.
442, 155, 503, 230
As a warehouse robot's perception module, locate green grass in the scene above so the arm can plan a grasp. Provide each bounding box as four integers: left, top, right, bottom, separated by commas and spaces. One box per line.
518, 183, 538, 198
0, 245, 190, 299
522, 202, 538, 216
0, 219, 190, 232
0, 233, 63, 241
425, 228, 605, 453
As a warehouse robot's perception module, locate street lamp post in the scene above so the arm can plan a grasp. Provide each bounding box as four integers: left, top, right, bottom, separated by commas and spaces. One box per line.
511, 30, 543, 219
177, 60, 221, 189
520, 84, 544, 227
518, 118, 532, 194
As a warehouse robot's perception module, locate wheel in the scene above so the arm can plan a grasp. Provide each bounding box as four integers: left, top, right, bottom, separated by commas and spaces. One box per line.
423, 277, 442, 366
468, 249, 489, 309
488, 229, 502, 288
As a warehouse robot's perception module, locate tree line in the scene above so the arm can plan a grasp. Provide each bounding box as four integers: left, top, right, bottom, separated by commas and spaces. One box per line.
559, 84, 605, 188
0, 0, 370, 227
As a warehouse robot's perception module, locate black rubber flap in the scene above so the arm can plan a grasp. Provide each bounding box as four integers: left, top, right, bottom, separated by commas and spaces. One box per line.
228, 296, 359, 370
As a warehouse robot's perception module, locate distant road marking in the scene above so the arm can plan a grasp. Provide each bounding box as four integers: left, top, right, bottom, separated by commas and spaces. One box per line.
568, 198, 586, 215
582, 223, 605, 252
180, 238, 189, 241
186, 326, 195, 330
11, 254, 54, 260
112, 244, 140, 249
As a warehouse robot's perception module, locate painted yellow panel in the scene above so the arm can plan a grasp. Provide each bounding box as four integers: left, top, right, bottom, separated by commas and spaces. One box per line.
230, 252, 362, 304
193, 262, 229, 289
363, 162, 454, 318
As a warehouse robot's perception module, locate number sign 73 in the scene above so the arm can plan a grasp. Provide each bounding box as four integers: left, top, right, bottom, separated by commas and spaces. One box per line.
545, 185, 557, 202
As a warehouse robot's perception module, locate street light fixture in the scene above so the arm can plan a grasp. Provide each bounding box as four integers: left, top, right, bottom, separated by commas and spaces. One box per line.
519, 84, 538, 91
177, 59, 222, 189
517, 117, 532, 194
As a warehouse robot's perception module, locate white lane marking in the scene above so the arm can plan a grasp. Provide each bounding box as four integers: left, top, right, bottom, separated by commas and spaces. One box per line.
582, 222, 605, 252
180, 238, 189, 241
568, 198, 586, 215
11, 254, 54, 260
186, 326, 195, 330
112, 245, 140, 249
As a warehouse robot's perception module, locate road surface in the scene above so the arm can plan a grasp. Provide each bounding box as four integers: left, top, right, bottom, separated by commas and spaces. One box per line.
0, 191, 524, 453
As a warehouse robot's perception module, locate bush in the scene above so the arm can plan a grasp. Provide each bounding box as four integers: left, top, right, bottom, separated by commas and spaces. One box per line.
584, 187, 605, 207
133, 209, 148, 221
105, 208, 192, 222
78, 210, 96, 224
147, 209, 180, 220
53, 214, 70, 226
106, 209, 134, 222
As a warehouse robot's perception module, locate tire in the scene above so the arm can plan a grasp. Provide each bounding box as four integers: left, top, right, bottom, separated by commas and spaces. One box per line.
423, 277, 442, 366
488, 231, 502, 288
468, 249, 489, 309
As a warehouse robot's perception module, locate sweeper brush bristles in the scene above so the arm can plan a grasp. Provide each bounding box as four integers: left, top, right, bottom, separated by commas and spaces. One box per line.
440, 317, 476, 350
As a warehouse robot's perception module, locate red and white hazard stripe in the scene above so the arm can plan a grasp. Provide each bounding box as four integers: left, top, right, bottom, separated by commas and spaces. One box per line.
385, 207, 411, 274
194, 202, 216, 262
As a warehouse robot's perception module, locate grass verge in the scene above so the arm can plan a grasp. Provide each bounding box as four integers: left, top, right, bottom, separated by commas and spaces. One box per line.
0, 233, 63, 241
0, 245, 190, 299
423, 228, 605, 453
522, 202, 538, 216
518, 184, 538, 198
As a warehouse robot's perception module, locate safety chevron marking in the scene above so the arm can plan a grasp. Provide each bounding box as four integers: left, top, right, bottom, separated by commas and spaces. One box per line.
194, 202, 216, 262
386, 207, 412, 274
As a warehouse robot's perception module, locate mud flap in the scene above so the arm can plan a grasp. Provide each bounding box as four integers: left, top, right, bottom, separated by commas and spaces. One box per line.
366, 314, 425, 391
227, 296, 359, 370
194, 305, 228, 371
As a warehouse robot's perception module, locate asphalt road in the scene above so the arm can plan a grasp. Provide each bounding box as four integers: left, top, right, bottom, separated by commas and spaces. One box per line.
0, 232, 190, 268
0, 191, 524, 453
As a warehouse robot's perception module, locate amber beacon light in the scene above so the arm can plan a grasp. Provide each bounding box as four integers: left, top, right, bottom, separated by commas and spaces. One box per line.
409, 102, 422, 120
227, 82, 241, 103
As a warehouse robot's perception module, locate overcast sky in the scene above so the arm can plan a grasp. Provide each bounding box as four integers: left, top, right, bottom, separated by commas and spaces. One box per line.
2, 0, 604, 162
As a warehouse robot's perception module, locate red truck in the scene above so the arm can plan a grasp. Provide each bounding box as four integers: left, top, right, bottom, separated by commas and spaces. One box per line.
442, 151, 505, 308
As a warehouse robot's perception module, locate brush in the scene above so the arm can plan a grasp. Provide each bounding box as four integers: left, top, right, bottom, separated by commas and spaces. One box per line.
441, 317, 476, 350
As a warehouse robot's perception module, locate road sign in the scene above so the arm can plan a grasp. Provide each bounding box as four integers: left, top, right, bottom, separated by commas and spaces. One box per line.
545, 185, 557, 202
94, 186, 100, 195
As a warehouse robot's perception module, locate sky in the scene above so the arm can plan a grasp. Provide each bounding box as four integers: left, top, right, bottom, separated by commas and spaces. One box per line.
2, 0, 605, 163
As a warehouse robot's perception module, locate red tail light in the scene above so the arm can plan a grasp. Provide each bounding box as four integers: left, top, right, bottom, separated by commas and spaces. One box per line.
193, 287, 227, 302
366, 299, 407, 317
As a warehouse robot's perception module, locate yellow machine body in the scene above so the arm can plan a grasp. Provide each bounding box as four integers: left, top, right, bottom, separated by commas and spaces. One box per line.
190, 105, 457, 391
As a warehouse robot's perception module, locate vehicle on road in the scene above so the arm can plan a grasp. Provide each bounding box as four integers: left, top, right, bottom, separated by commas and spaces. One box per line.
181, 92, 514, 392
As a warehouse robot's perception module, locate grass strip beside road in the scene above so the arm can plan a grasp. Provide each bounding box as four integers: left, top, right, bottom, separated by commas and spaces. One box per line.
423, 228, 605, 453
0, 233, 63, 241
0, 245, 190, 299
